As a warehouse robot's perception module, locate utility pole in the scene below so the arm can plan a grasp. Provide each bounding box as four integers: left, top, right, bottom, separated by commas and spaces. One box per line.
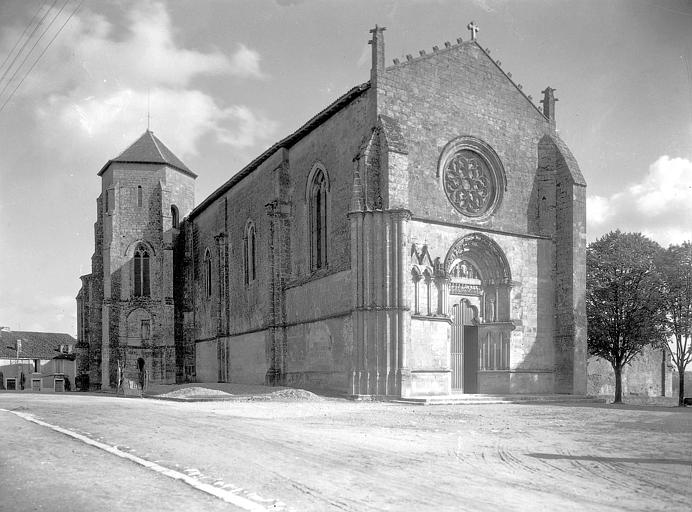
16, 338, 21, 390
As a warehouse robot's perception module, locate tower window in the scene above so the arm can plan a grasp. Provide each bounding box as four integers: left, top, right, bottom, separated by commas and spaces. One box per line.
133, 244, 151, 297
137, 186, 143, 207
141, 319, 150, 341
244, 222, 256, 285
171, 205, 179, 228
204, 249, 212, 297
105, 189, 115, 213
309, 168, 328, 270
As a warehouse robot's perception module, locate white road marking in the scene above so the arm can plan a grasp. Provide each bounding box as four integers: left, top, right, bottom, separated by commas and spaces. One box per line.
1, 408, 270, 512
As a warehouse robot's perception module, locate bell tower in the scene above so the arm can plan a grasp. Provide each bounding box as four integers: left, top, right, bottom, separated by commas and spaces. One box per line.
94, 130, 196, 388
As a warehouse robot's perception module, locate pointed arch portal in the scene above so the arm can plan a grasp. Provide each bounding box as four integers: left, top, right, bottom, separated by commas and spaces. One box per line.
445, 233, 514, 392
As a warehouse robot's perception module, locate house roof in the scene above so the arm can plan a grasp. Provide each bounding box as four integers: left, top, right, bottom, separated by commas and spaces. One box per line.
189, 82, 370, 220
98, 130, 197, 178
0, 330, 76, 359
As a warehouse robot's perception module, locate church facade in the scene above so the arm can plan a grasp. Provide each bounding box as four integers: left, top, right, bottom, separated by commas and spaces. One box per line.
76, 26, 587, 397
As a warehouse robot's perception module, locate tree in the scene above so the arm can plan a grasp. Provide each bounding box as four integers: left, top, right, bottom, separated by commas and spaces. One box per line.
657, 242, 692, 406
586, 231, 666, 403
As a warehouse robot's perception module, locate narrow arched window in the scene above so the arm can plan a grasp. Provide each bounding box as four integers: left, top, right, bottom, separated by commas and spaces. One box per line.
309, 169, 328, 270
137, 186, 143, 207
244, 222, 256, 285
204, 249, 212, 297
171, 205, 179, 228
133, 244, 150, 297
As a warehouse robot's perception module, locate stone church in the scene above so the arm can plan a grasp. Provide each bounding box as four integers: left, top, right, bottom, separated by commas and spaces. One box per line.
76, 25, 587, 397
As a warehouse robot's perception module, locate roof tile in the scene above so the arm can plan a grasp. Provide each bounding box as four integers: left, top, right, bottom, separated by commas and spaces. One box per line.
0, 331, 76, 359
98, 130, 197, 178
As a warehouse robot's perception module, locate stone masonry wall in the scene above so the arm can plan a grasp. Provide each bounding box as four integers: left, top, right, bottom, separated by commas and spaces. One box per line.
588, 345, 670, 397
377, 42, 552, 234
189, 92, 369, 390
375, 39, 585, 394
97, 163, 194, 386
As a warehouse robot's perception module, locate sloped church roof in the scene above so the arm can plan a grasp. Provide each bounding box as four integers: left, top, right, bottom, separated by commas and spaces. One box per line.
98, 130, 197, 178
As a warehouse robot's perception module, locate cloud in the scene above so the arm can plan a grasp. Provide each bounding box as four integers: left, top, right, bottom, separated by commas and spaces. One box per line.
229, 44, 266, 79
37, 87, 277, 159
587, 156, 692, 246
4, 1, 274, 158
586, 195, 614, 226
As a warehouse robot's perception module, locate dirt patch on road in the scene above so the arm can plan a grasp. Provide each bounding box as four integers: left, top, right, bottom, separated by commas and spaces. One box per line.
150, 382, 324, 402
159, 386, 234, 399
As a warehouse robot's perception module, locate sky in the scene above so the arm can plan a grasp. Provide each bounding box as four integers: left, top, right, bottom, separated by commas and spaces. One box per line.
0, 0, 690, 336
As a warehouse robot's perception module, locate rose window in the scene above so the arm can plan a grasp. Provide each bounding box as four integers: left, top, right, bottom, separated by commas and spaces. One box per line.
439, 138, 505, 218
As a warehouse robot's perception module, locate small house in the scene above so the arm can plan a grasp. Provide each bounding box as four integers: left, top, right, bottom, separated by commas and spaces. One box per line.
0, 329, 77, 392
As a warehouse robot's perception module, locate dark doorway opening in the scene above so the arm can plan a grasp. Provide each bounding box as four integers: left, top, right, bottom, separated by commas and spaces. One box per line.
451, 299, 479, 393
463, 326, 478, 393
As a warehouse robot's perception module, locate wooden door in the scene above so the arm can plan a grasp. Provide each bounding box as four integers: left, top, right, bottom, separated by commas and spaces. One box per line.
463, 326, 478, 393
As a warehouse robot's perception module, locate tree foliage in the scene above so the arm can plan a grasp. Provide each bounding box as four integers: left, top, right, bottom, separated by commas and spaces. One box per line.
586, 231, 666, 402
657, 242, 692, 405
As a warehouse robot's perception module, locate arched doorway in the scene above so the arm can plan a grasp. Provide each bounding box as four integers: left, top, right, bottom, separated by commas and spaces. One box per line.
445, 233, 513, 393
451, 299, 479, 392
137, 357, 146, 389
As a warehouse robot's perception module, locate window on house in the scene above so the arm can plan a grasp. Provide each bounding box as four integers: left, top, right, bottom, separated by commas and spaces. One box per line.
6, 378, 16, 390
33, 359, 40, 373
137, 186, 143, 207
204, 249, 212, 296
309, 168, 328, 270
244, 223, 256, 285
54, 359, 65, 374
171, 205, 179, 228
133, 244, 151, 297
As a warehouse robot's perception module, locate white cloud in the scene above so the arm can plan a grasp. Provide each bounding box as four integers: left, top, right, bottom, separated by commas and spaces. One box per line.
629, 156, 692, 216
6, 1, 275, 158
587, 156, 692, 246
229, 44, 266, 79
586, 195, 614, 226
38, 87, 277, 159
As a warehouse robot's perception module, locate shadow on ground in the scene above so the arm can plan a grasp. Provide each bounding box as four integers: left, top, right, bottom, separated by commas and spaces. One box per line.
527, 453, 692, 466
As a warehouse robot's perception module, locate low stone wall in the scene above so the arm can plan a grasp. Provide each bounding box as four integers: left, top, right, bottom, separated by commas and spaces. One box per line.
587, 346, 671, 397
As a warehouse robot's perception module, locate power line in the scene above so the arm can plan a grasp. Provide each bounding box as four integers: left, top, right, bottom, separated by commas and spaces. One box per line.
0, 0, 68, 103
0, 0, 83, 114
0, 1, 48, 76
0, 0, 58, 87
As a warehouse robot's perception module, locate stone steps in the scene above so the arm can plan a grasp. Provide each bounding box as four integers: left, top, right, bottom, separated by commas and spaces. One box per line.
390, 394, 606, 405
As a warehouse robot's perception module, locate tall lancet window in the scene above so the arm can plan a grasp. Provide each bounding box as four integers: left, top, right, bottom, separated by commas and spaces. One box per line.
244, 221, 256, 285
309, 168, 328, 270
133, 244, 151, 297
137, 186, 143, 207
171, 205, 179, 228
204, 249, 212, 297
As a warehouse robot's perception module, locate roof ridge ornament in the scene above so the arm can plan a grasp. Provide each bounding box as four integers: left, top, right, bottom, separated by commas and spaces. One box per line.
467, 21, 479, 41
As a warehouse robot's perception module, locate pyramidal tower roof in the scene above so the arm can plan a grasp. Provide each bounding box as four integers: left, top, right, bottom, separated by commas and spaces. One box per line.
98, 130, 197, 178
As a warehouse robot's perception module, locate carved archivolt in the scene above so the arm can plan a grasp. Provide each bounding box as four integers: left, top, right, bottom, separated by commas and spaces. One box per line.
438, 136, 506, 218
444, 233, 511, 285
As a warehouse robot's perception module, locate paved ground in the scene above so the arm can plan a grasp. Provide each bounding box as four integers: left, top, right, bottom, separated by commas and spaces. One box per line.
0, 412, 239, 512
0, 388, 690, 511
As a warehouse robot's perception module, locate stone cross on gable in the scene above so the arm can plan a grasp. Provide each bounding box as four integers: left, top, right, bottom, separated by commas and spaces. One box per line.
467, 21, 479, 40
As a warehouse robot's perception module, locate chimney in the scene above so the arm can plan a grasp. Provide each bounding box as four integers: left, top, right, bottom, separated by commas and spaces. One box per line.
541, 87, 558, 127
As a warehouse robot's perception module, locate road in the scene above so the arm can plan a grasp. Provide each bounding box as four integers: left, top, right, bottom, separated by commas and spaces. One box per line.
0, 392, 690, 511
0, 407, 248, 512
